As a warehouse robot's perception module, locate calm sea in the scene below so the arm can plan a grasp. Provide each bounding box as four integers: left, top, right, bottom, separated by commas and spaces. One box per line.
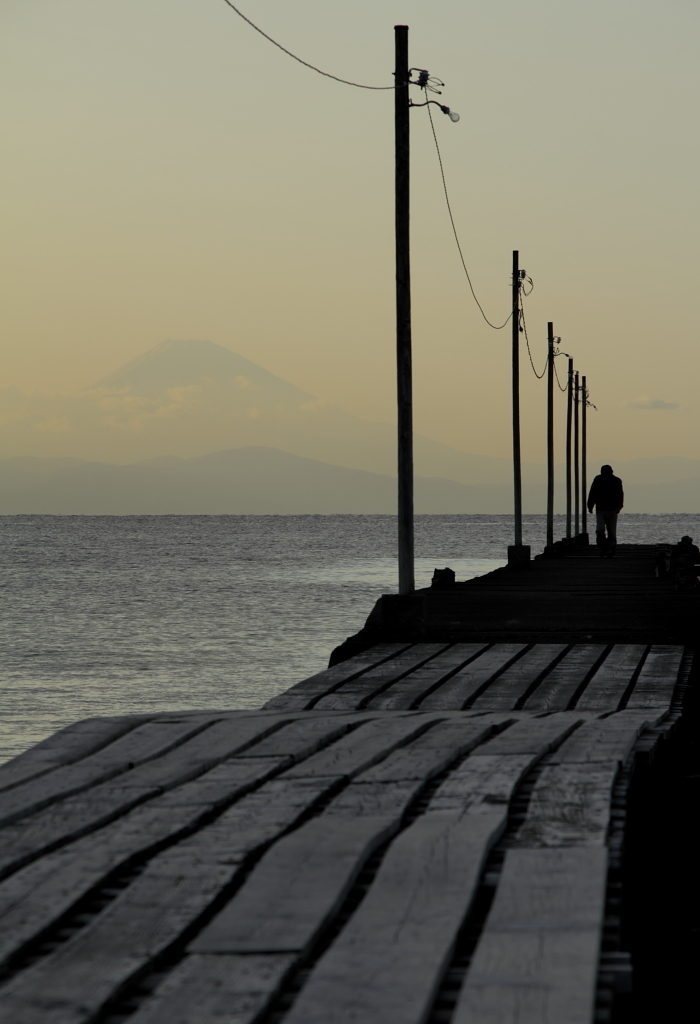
1, 513, 698, 762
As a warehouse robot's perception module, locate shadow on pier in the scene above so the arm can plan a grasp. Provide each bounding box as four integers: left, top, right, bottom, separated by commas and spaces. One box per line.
331, 543, 700, 659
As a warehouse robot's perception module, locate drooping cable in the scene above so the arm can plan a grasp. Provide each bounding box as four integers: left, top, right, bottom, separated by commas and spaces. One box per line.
220, 1, 394, 89
425, 100, 513, 330
553, 359, 569, 392
519, 300, 547, 379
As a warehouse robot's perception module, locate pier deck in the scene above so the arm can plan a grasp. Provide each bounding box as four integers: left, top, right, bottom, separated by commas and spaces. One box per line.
0, 544, 696, 1023
329, 544, 700, 651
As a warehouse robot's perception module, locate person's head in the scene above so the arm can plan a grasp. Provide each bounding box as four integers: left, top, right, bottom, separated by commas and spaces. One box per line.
680, 535, 693, 545
601, 464, 613, 476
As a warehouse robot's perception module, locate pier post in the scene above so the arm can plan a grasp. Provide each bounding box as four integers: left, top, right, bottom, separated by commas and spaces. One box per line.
394, 25, 414, 594
574, 370, 580, 536
581, 375, 588, 541
508, 251, 530, 567
546, 322, 554, 548
566, 357, 573, 539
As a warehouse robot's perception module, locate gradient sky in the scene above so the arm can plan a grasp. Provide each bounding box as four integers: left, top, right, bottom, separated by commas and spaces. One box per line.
2, 0, 699, 465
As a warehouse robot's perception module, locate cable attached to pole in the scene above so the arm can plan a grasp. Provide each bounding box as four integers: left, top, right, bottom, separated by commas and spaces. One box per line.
519, 301, 547, 379
220, 1, 395, 89
425, 101, 513, 330
553, 355, 569, 392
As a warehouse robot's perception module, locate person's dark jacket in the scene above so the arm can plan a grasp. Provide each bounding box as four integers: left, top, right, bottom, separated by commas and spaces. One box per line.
587, 474, 624, 512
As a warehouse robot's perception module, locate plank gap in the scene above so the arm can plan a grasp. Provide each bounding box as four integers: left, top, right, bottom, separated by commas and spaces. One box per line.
460, 646, 533, 710
256, 744, 497, 1024
566, 644, 615, 710
616, 646, 652, 712
512, 644, 574, 710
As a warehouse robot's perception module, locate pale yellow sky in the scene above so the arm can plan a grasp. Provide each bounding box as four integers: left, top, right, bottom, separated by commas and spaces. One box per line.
1, 0, 698, 465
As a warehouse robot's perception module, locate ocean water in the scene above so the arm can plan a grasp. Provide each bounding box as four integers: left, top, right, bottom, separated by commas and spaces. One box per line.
1, 513, 698, 763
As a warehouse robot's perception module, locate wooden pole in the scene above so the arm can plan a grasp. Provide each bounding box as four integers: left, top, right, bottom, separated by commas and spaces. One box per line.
394, 25, 414, 595
546, 322, 554, 548
574, 370, 580, 536
511, 250, 522, 547
581, 375, 588, 540
565, 357, 573, 539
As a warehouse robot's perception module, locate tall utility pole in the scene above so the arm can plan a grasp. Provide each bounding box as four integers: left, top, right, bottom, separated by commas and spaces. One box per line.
508, 251, 529, 566
581, 375, 588, 541
565, 357, 573, 539
511, 251, 522, 547
574, 370, 580, 536
546, 322, 555, 548
394, 25, 414, 595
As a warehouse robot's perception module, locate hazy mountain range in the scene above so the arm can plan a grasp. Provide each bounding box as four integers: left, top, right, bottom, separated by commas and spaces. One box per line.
1, 339, 528, 485
1, 447, 698, 515
1, 340, 698, 513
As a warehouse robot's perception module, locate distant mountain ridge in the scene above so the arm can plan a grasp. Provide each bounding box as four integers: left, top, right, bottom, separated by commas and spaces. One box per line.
1, 448, 698, 514
0, 448, 489, 515
92, 339, 312, 401
0, 339, 535, 483
1, 339, 697, 511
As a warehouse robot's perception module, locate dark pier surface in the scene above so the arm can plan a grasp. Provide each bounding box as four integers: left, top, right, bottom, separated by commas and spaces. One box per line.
331, 543, 700, 655
0, 544, 696, 1023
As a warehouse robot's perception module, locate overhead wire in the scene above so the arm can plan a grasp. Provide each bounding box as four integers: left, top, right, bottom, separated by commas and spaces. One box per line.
222, 2, 546, 361
220, 1, 395, 89
425, 100, 514, 330
421, 88, 587, 408
553, 359, 569, 392
519, 301, 547, 379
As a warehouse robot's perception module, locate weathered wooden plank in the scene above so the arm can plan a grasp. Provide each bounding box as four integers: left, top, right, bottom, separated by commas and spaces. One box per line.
418, 645, 529, 711
547, 710, 657, 764
0, 786, 160, 882
429, 754, 535, 814
357, 720, 497, 782
366, 644, 489, 711
574, 644, 647, 711
239, 715, 360, 762
624, 644, 685, 710
469, 645, 569, 712
470, 714, 582, 756
262, 644, 411, 710
284, 812, 505, 1024
159, 776, 344, 868
0, 770, 332, 968
0, 720, 210, 828
427, 716, 583, 820
453, 847, 608, 1024
513, 762, 618, 847
0, 717, 293, 880
0, 716, 149, 794
426, 716, 578, 817
281, 719, 576, 1024
105, 715, 292, 788
521, 645, 607, 712
125, 952, 295, 1024
0, 855, 235, 1024
192, 815, 398, 954
153, 756, 288, 807
189, 718, 492, 959
282, 715, 441, 780
322, 780, 425, 817
314, 645, 450, 711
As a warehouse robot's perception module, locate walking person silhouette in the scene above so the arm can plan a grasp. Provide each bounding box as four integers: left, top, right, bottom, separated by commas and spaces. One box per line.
587, 465, 624, 558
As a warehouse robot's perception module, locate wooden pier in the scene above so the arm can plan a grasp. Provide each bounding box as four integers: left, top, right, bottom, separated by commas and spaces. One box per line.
0, 544, 696, 1023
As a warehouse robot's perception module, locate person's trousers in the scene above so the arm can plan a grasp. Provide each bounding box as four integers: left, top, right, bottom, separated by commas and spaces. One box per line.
596, 510, 618, 554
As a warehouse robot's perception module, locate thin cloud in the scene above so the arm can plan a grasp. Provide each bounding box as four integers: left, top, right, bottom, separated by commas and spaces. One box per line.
628, 397, 679, 410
